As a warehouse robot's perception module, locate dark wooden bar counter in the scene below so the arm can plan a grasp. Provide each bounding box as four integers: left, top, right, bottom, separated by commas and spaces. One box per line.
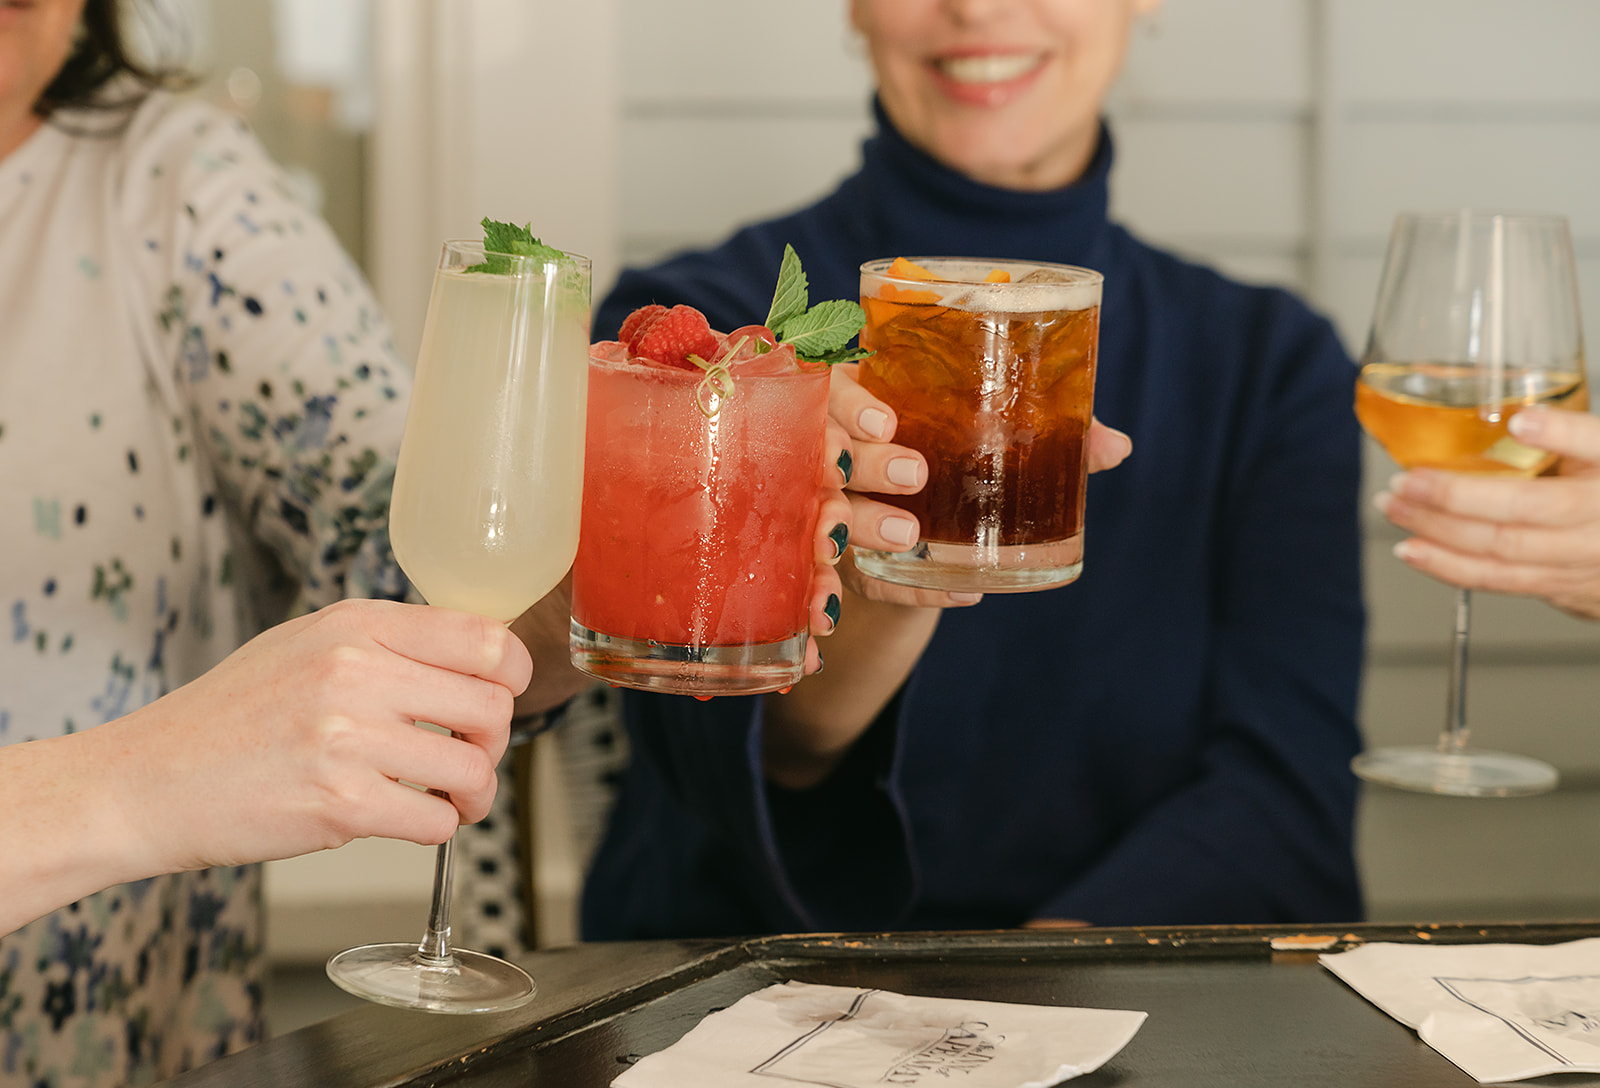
166, 922, 1600, 1087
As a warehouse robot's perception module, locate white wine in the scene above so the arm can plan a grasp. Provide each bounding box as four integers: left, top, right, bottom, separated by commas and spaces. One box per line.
391, 263, 590, 621
1356, 361, 1588, 476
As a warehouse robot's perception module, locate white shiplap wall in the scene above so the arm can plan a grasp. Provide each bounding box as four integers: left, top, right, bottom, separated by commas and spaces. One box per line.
611, 0, 1600, 923
263, 1, 1600, 951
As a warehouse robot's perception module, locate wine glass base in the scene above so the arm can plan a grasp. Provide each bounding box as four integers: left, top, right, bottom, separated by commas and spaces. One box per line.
1352, 746, 1559, 798
326, 943, 536, 1014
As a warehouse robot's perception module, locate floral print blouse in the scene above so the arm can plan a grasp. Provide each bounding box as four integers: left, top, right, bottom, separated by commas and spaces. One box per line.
0, 92, 411, 1085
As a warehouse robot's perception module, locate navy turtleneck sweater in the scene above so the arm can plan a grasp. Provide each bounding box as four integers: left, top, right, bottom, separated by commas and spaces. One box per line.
582, 107, 1366, 937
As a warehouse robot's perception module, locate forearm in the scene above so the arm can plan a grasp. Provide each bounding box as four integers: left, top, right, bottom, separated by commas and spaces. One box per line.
507, 576, 592, 717
1, 726, 153, 937
762, 584, 939, 789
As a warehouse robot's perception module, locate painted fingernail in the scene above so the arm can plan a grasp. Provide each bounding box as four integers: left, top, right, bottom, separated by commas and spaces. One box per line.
860, 408, 890, 439
887, 457, 922, 487
814, 651, 824, 674
882, 516, 917, 547
1393, 540, 1418, 562
836, 449, 854, 485
827, 523, 850, 559
823, 593, 841, 630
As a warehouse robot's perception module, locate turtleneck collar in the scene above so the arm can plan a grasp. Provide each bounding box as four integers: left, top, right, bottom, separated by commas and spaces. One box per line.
854, 97, 1115, 269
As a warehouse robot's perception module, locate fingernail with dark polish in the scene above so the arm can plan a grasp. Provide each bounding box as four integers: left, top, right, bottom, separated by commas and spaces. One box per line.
814, 652, 824, 674
823, 593, 841, 630
836, 449, 853, 485
828, 522, 850, 559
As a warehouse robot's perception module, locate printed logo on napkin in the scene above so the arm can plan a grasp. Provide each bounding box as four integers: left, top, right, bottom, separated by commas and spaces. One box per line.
1319, 937, 1600, 1083
612, 980, 1145, 1088
1435, 975, 1600, 1066
752, 989, 1003, 1085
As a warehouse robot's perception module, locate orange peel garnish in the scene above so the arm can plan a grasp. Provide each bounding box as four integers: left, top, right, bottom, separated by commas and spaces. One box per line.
877, 282, 942, 304
985, 268, 1011, 283
888, 256, 939, 281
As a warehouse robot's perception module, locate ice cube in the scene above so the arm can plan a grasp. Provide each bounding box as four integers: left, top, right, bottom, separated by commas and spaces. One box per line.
1018, 268, 1077, 284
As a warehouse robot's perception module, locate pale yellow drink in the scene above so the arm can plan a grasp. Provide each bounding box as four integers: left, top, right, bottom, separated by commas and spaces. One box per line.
390, 254, 591, 622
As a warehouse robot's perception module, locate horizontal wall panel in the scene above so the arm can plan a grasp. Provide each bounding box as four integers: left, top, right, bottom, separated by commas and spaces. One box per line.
1361, 662, 1600, 772
619, 0, 871, 106
618, 115, 871, 248
1358, 785, 1600, 921
1364, 538, 1600, 654
1328, 121, 1600, 242
1334, 0, 1600, 107
1109, 118, 1306, 243
1112, 0, 1310, 108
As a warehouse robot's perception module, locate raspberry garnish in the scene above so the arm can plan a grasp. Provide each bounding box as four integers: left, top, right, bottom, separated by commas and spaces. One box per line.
630, 304, 721, 370
618, 304, 669, 349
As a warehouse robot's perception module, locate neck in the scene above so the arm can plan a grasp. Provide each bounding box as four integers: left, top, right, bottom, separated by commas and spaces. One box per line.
956, 130, 1098, 192
0, 105, 44, 162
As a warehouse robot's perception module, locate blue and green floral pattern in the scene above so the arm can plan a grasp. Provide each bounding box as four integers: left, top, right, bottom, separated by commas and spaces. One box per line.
0, 93, 411, 1085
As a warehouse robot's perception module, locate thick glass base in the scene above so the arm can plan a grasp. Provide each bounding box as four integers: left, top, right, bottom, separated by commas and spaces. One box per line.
852, 535, 1082, 593
570, 622, 806, 696
1351, 745, 1559, 798
325, 943, 536, 1014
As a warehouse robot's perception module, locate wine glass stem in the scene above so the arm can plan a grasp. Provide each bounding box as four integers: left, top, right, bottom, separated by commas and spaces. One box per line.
417, 835, 457, 965
1440, 588, 1472, 756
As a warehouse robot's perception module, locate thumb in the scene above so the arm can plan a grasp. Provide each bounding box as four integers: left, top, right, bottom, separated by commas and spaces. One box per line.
1509, 406, 1600, 469
1086, 418, 1132, 474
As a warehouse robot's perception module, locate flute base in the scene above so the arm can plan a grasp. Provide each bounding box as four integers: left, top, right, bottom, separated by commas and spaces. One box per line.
1352, 745, 1559, 798
326, 943, 536, 1014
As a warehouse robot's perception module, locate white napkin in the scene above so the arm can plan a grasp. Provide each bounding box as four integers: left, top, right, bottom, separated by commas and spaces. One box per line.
1321, 937, 1600, 1083
612, 980, 1146, 1088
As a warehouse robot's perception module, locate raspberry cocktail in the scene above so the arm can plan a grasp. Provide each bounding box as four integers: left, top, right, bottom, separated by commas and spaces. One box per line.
569, 304, 830, 695
855, 257, 1102, 592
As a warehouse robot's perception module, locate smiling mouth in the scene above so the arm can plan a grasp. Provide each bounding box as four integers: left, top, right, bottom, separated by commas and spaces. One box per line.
934, 53, 1046, 85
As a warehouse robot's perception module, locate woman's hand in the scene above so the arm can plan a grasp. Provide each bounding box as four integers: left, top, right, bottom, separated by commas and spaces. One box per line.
763, 365, 1134, 787
1376, 405, 1600, 620
826, 362, 1132, 607
107, 598, 533, 876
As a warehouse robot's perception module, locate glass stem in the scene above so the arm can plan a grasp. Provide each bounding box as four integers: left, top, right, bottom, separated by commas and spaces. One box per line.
1440, 588, 1472, 756
416, 835, 457, 965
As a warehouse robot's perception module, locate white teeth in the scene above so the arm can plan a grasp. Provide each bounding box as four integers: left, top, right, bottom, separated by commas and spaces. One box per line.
937, 53, 1043, 84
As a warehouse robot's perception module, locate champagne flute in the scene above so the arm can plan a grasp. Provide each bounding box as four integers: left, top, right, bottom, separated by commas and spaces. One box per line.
326, 238, 591, 1012
1353, 211, 1588, 797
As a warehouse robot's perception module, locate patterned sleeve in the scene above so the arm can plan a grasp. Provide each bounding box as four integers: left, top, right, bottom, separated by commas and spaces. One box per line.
121, 97, 412, 613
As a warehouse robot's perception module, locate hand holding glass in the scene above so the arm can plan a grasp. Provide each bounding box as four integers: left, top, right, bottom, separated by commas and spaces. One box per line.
326, 239, 590, 1011
1353, 211, 1587, 797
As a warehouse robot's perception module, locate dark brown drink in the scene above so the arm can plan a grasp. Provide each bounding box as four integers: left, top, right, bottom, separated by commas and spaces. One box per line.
854, 257, 1102, 592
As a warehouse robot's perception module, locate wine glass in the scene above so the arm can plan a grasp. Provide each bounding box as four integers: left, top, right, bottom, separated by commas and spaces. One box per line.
1353, 211, 1587, 797
325, 239, 591, 1012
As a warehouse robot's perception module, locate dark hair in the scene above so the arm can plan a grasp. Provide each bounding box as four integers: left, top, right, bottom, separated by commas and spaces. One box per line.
34, 0, 192, 118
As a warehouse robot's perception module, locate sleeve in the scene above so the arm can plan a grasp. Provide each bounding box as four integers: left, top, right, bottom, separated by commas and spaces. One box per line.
619, 689, 915, 933
592, 235, 782, 343
128, 100, 412, 615
1037, 294, 1367, 925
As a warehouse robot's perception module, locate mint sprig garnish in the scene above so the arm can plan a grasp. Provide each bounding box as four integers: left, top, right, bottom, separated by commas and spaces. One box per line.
765, 244, 871, 365
467, 217, 570, 274
764, 245, 810, 332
